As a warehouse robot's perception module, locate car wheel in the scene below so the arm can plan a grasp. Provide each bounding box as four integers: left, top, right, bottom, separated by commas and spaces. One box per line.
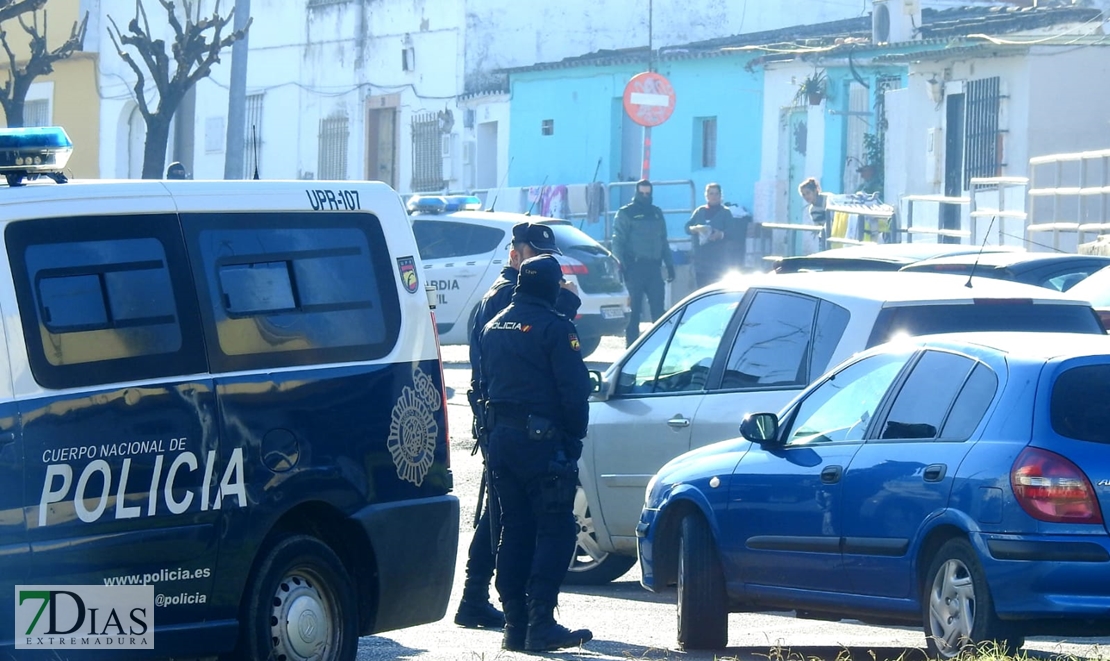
230, 534, 358, 661
923, 538, 1023, 659
563, 485, 636, 585
677, 514, 728, 650
577, 333, 602, 358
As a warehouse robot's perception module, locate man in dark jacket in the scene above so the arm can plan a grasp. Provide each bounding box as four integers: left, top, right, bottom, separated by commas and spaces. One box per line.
612, 179, 674, 347
685, 182, 746, 287
479, 254, 593, 652
455, 222, 579, 630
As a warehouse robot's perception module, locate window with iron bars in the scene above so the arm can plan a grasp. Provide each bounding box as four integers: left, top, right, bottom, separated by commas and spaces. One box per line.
24, 99, 49, 127
411, 112, 444, 192
243, 94, 263, 179
318, 114, 349, 181
964, 76, 1002, 188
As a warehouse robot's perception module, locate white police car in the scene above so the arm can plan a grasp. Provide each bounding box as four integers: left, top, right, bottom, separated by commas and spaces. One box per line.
408, 195, 628, 356
0, 128, 457, 660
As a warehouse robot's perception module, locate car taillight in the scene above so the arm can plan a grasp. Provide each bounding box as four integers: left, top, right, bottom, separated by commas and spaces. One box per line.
1011, 447, 1102, 524
429, 308, 450, 467
561, 261, 589, 275
1096, 309, 1110, 332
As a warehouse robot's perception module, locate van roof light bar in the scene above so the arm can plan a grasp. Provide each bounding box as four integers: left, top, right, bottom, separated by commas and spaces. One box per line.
0, 126, 73, 187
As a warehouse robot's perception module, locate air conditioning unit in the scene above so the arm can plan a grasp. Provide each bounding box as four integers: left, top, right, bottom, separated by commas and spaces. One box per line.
873, 0, 921, 45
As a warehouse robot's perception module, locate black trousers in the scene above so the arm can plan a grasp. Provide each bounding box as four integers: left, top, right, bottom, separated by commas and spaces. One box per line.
624, 260, 665, 347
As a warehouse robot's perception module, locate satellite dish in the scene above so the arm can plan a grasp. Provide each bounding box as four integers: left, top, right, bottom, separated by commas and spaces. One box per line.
873, 2, 891, 44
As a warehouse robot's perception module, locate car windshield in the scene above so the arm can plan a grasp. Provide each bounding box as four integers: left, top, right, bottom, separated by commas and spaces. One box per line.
1051, 364, 1110, 444
867, 303, 1103, 347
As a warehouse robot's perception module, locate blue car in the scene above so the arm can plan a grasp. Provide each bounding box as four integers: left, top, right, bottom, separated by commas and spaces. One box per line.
638, 331, 1110, 658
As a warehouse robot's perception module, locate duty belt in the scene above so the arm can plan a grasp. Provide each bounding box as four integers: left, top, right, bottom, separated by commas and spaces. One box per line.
487, 405, 528, 431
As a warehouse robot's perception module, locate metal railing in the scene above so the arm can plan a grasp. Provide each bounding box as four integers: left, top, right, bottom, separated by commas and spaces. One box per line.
969, 176, 1028, 247
900, 194, 971, 243
1026, 148, 1110, 251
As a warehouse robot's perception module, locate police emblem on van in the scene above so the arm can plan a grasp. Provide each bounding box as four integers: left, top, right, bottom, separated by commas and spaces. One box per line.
397, 256, 419, 293
387, 365, 442, 486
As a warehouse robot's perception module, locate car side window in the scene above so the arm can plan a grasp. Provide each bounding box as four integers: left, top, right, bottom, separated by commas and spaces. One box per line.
810, 301, 851, 379
785, 352, 912, 446
877, 351, 976, 441
653, 293, 742, 394
412, 220, 504, 260
615, 315, 678, 395
719, 291, 817, 390
940, 363, 998, 439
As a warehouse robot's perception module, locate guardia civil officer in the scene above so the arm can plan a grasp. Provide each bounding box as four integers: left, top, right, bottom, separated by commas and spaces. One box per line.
612, 179, 674, 347
479, 254, 593, 652
455, 222, 580, 630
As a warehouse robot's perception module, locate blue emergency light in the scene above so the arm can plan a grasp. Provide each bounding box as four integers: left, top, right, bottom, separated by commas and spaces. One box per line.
407, 194, 483, 215
0, 126, 73, 186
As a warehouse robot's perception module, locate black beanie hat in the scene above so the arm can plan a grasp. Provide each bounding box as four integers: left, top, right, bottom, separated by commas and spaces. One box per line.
515, 254, 562, 304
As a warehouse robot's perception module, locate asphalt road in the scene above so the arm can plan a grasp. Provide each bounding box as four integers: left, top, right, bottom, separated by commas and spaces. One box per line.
354, 335, 1110, 661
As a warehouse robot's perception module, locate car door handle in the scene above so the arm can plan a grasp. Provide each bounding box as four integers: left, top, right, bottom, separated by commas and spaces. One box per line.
821, 465, 843, 484
924, 463, 947, 483
667, 416, 691, 429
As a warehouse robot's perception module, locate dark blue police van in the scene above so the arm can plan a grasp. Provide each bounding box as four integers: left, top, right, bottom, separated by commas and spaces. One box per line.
0, 128, 458, 660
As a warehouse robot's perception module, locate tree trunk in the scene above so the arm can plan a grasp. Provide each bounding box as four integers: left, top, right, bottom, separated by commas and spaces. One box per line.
142, 114, 171, 179
2, 101, 24, 128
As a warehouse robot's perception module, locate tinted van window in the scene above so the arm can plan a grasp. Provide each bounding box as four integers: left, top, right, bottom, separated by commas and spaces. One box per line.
867, 303, 1103, 347
1052, 364, 1110, 444
183, 212, 401, 372
6, 214, 206, 389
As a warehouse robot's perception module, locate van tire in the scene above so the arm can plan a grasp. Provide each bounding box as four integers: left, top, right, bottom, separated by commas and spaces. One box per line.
229, 534, 357, 661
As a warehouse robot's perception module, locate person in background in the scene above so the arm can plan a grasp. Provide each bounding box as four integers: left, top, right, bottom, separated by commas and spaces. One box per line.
685, 182, 742, 287
798, 177, 830, 250
165, 162, 190, 180
612, 179, 674, 347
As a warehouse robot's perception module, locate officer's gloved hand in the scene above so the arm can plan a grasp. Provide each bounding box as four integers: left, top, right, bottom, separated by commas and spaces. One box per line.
666, 266, 676, 283
564, 437, 584, 461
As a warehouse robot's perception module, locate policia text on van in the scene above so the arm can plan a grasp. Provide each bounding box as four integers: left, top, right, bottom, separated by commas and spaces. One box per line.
0, 128, 458, 660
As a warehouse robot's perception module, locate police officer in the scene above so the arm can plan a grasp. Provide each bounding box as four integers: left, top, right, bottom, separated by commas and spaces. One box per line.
455, 222, 580, 629
612, 179, 674, 347
479, 254, 593, 652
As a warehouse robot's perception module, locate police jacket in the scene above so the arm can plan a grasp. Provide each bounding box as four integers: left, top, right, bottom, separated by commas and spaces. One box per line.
468, 265, 581, 393
478, 292, 591, 440
612, 200, 675, 270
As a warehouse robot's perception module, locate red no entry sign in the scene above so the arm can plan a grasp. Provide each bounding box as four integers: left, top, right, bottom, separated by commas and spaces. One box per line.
623, 72, 676, 127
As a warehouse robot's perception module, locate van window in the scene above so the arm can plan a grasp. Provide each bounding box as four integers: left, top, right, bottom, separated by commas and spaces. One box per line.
183, 212, 401, 372
412, 220, 505, 260
6, 214, 207, 389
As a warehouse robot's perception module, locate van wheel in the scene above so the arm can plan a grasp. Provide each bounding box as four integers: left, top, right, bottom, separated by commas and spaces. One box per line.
564, 485, 636, 585
677, 514, 728, 650
923, 538, 1023, 659
231, 534, 357, 661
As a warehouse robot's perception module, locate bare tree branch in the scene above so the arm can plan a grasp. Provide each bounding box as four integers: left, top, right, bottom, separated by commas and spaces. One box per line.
0, 7, 88, 126
107, 0, 251, 178
0, 0, 45, 25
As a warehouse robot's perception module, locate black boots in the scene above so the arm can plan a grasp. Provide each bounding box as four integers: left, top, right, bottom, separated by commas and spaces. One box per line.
454, 586, 505, 629
501, 599, 528, 651
524, 599, 593, 652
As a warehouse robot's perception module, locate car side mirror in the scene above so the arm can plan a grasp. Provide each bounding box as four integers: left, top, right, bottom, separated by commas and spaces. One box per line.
739, 412, 780, 445
588, 370, 605, 398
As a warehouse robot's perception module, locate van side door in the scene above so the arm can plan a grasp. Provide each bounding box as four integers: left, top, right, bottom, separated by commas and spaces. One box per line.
5, 213, 223, 643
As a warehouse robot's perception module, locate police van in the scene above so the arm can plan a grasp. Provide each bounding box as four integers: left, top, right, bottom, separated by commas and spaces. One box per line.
0, 128, 458, 660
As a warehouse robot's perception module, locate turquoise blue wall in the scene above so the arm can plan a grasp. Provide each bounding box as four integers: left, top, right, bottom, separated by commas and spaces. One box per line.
509, 55, 764, 242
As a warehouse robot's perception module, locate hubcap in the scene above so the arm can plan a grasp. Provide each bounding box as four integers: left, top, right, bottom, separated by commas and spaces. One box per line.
928, 558, 976, 658
569, 486, 610, 572
270, 572, 336, 661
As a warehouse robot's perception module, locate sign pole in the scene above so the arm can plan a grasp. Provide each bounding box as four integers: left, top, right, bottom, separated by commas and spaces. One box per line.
642, 126, 651, 180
